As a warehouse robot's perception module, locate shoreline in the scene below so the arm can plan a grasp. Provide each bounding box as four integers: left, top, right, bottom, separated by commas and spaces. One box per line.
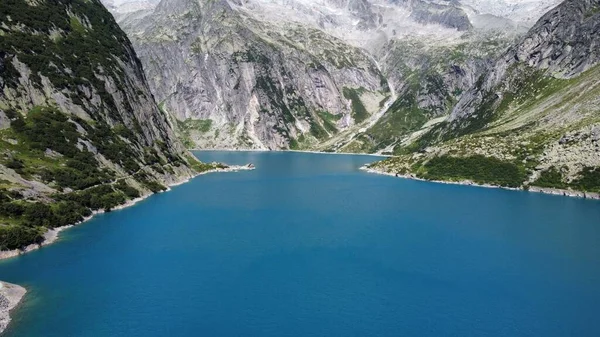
190, 148, 389, 158
189, 149, 598, 199
0, 164, 254, 261
0, 164, 253, 334
0, 281, 26, 335
361, 166, 600, 200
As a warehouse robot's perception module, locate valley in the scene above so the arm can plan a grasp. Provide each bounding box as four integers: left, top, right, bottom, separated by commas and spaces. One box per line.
102, 0, 600, 195
0, 0, 599, 334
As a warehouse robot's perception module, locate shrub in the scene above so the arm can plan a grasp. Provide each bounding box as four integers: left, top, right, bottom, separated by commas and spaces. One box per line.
420, 155, 527, 188
115, 181, 141, 199
0, 225, 45, 250
533, 168, 567, 189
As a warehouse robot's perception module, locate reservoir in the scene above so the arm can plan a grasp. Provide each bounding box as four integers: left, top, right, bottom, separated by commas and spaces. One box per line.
1, 151, 600, 336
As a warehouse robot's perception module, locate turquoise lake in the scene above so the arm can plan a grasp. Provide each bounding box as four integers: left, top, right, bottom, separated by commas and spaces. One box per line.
1, 151, 600, 336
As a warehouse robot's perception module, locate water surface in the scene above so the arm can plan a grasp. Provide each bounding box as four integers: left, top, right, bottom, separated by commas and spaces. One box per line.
1, 151, 600, 336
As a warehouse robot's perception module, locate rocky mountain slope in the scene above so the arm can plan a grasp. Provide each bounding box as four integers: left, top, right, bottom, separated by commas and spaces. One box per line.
372, 0, 600, 194
320, 32, 518, 154
108, 0, 559, 151
0, 0, 210, 251
114, 0, 390, 150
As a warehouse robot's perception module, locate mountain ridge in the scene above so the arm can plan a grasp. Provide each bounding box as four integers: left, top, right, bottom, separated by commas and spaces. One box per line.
371, 0, 600, 194
0, 0, 212, 251
107, 0, 559, 151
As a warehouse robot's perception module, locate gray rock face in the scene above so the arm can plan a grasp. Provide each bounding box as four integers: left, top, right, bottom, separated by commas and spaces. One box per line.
104, 0, 561, 151
510, 0, 600, 77
342, 33, 512, 153
326, 0, 380, 29
117, 0, 387, 149
0, 0, 195, 189
410, 1, 473, 31
0, 281, 26, 335
448, 0, 600, 128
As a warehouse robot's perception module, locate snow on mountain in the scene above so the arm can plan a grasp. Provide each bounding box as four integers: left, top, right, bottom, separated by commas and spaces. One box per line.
460, 0, 562, 26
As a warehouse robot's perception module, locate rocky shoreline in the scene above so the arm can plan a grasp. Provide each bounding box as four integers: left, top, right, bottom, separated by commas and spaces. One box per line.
0, 164, 254, 334
192, 149, 390, 158
0, 282, 26, 335
0, 164, 255, 261
361, 166, 600, 200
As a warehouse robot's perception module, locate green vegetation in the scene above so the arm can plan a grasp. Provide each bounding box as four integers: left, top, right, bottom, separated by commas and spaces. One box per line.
0, 106, 190, 250
532, 168, 568, 189
69, 16, 86, 34
4, 107, 110, 189
342, 87, 369, 124
184, 154, 225, 173
309, 121, 328, 140
584, 5, 600, 19
254, 75, 311, 143
115, 180, 141, 199
417, 155, 527, 188
288, 138, 300, 150
0, 1, 203, 250
56, 185, 126, 212
572, 167, 600, 193
371, 37, 516, 153
176, 118, 213, 148
533, 166, 600, 193
0, 0, 138, 121
3, 106, 152, 189
369, 93, 430, 154
0, 186, 93, 250
232, 47, 271, 65
435, 65, 572, 143
0, 226, 45, 251
316, 110, 341, 134
340, 135, 375, 154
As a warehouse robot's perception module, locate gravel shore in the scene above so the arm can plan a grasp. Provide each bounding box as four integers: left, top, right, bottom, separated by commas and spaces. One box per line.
0, 281, 26, 335
0, 164, 254, 333
0, 164, 255, 261
361, 166, 600, 200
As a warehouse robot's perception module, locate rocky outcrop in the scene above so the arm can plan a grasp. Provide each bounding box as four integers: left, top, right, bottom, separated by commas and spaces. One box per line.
410, 1, 473, 31
509, 0, 600, 77
325, 0, 380, 30
449, 0, 600, 125
0, 281, 26, 335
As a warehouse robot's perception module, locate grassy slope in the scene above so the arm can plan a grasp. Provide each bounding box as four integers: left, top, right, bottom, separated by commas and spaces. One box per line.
372, 63, 600, 191
330, 36, 513, 154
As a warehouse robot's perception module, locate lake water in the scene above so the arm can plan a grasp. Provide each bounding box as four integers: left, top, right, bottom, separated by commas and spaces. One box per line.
1, 151, 600, 336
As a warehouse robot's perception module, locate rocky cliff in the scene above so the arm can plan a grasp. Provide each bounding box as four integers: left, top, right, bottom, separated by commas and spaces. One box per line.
325, 32, 517, 154
111, 0, 548, 151
103, 0, 571, 157
0, 0, 205, 251
0, 281, 26, 335
116, 0, 389, 150
373, 0, 600, 194
448, 0, 600, 128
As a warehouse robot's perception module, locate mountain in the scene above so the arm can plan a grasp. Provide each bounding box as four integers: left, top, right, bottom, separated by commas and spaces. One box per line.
372, 0, 600, 193
461, 0, 562, 26
98, 0, 600, 195
113, 0, 390, 150
0, 0, 210, 250
108, 0, 558, 151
